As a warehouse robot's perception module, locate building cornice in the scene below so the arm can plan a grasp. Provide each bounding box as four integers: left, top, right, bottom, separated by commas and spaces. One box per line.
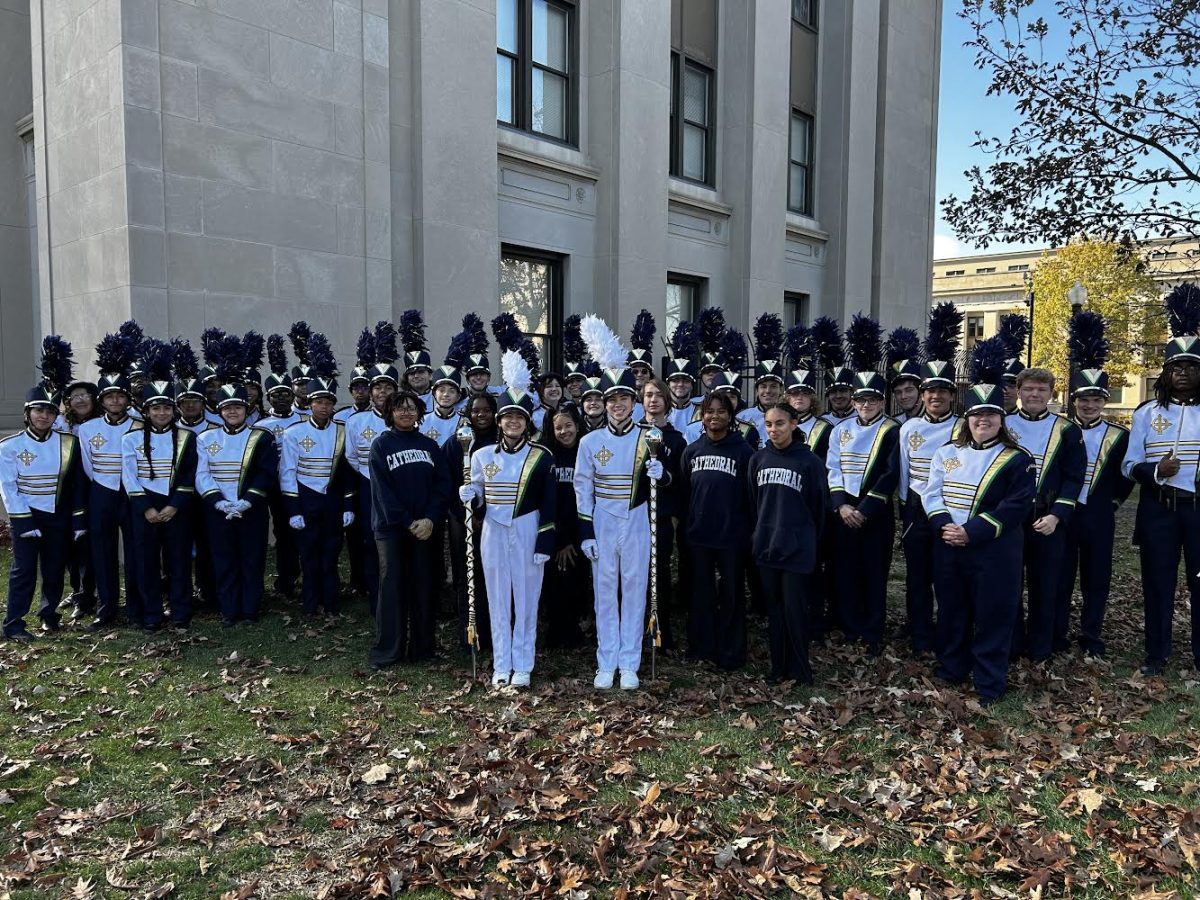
497, 132, 600, 183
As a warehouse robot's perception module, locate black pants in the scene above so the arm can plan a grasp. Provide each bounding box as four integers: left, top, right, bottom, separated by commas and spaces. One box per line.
357, 475, 380, 611
295, 486, 345, 616
1136, 489, 1200, 667
760, 566, 812, 683
207, 501, 269, 622
88, 483, 139, 624
3, 515, 70, 637
447, 511, 491, 652
1013, 513, 1068, 661
371, 532, 435, 666
345, 514, 366, 595
1057, 504, 1116, 655
832, 504, 895, 652
688, 546, 746, 670
191, 500, 216, 609
130, 502, 193, 626
67, 532, 96, 613
902, 501, 937, 652
267, 487, 300, 598
542, 546, 588, 648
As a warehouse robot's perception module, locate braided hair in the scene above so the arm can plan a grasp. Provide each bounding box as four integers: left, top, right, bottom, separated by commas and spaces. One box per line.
141, 404, 179, 483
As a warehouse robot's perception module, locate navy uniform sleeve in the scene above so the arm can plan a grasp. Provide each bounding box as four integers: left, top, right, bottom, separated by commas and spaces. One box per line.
245, 432, 277, 503
857, 423, 900, 520
535, 451, 557, 557
67, 435, 88, 532
963, 451, 1036, 545
1050, 421, 1086, 523
1112, 429, 1134, 507
168, 431, 197, 511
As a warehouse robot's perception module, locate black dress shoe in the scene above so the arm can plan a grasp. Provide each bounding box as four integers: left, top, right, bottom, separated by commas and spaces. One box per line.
6, 631, 36, 643
1140, 661, 1166, 677
40, 618, 61, 633
86, 619, 115, 633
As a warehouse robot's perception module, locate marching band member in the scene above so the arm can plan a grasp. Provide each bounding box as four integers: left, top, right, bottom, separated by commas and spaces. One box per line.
749, 402, 829, 684
77, 329, 143, 630
461, 313, 503, 404
368, 390, 451, 668
897, 303, 963, 653
813, 317, 854, 426
1005, 366, 1085, 662
626, 309, 655, 420
574, 316, 665, 690
346, 322, 401, 609
696, 307, 727, 397
542, 402, 589, 649
401, 310, 434, 411
425, 330, 471, 450
199, 327, 228, 427
172, 341, 217, 611
280, 335, 356, 619
1060, 312, 1131, 658
195, 339, 278, 626
664, 322, 701, 434
60, 368, 99, 622
886, 327, 923, 423
563, 315, 589, 402
122, 341, 197, 631
680, 390, 754, 670
579, 368, 607, 433
289, 321, 314, 415
337, 329, 378, 599
683, 330, 761, 449
1122, 284, 1200, 675
781, 324, 831, 459
255, 334, 306, 601
997, 314, 1030, 415
241, 331, 266, 426
825, 315, 900, 655
924, 337, 1035, 704
739, 313, 787, 439
460, 349, 557, 687
532, 373, 565, 437
1, 337, 87, 640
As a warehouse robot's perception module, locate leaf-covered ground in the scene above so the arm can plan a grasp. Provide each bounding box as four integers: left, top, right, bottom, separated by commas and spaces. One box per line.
2, 497, 1200, 899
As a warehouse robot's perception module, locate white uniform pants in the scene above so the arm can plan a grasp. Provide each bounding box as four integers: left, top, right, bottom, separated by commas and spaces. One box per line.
592, 504, 650, 674
481, 512, 543, 676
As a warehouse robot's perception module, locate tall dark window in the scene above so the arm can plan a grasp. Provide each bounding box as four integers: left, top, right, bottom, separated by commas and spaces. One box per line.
792, 0, 817, 30
965, 314, 984, 349
784, 292, 809, 328
499, 247, 564, 375
497, 0, 576, 144
788, 111, 813, 215
669, 0, 718, 186
666, 274, 706, 337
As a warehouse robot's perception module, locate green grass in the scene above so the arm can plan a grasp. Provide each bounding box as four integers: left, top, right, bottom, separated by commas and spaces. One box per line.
2, 493, 1200, 898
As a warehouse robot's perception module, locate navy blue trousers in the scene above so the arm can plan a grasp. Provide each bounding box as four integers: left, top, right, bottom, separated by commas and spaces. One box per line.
295, 486, 345, 615
3, 515, 70, 636
933, 532, 1023, 700
1136, 489, 1200, 667
130, 501, 193, 626
357, 475, 380, 610
1013, 513, 1068, 661
688, 546, 746, 670
206, 501, 269, 622
88, 483, 139, 624
901, 501, 937, 652
191, 500, 216, 608
833, 505, 895, 652
266, 487, 300, 597
760, 565, 812, 683
67, 532, 95, 612
1057, 503, 1116, 655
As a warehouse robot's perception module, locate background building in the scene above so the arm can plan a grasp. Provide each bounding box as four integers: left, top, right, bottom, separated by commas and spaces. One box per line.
931, 238, 1200, 415
0, 0, 942, 427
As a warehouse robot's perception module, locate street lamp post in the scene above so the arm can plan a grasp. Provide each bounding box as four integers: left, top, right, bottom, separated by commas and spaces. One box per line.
1023, 271, 1035, 367
1067, 280, 1088, 415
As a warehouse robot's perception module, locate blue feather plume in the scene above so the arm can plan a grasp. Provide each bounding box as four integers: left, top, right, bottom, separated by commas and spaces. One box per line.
462, 314, 489, 355
241, 331, 265, 373
1068, 311, 1110, 370
518, 338, 541, 378
885, 327, 920, 368
969, 336, 1009, 385
563, 314, 586, 363
373, 321, 398, 364
783, 324, 814, 370
201, 327, 226, 366
491, 312, 524, 353
139, 338, 175, 383
267, 334, 288, 375
96, 333, 137, 375
38, 335, 74, 393
400, 310, 427, 353
1165, 282, 1200, 338
356, 328, 377, 366
307, 333, 338, 380
630, 310, 656, 351
118, 320, 144, 347
171, 339, 199, 381
997, 314, 1030, 359
719, 329, 748, 371
288, 321, 312, 364
924, 302, 963, 361
669, 321, 699, 359
444, 331, 473, 369
213, 334, 245, 383
810, 317, 844, 369
846, 314, 884, 372
698, 307, 726, 355
581, 360, 601, 378
753, 313, 784, 362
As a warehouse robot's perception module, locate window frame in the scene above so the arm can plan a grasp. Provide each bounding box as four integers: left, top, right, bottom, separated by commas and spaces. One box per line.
788, 109, 814, 215
499, 245, 565, 377
784, 292, 810, 329
791, 0, 818, 31
496, 0, 579, 147
666, 273, 706, 338
669, 51, 717, 187
965, 313, 985, 349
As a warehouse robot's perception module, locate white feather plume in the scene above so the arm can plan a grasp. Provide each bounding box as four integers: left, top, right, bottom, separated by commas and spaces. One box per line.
500, 348, 531, 395
579, 314, 627, 371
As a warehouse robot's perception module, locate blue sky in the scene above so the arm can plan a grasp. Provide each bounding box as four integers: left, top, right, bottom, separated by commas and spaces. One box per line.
935, 2, 1055, 259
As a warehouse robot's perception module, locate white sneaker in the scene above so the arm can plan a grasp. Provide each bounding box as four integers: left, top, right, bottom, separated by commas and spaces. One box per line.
619, 670, 640, 691
593, 669, 615, 690
511, 671, 530, 688
491, 672, 510, 687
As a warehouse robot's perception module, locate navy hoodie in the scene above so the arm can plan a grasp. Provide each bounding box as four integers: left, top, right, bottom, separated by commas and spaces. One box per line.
368, 427, 451, 535
747, 434, 829, 573
679, 430, 755, 550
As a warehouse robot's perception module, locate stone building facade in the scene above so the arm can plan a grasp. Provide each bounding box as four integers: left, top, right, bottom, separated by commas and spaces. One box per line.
0, 0, 942, 426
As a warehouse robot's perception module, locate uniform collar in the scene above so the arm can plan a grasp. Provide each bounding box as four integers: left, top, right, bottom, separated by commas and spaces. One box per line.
1073, 416, 1105, 430
923, 410, 955, 424
433, 406, 458, 419
607, 418, 635, 437
857, 412, 885, 427
500, 437, 528, 454
969, 437, 1002, 450
104, 413, 129, 426
149, 424, 173, 434
1017, 408, 1049, 421
671, 398, 693, 410
310, 417, 331, 430
223, 423, 248, 435
796, 412, 813, 424
180, 416, 205, 427
25, 427, 52, 443
1170, 396, 1200, 407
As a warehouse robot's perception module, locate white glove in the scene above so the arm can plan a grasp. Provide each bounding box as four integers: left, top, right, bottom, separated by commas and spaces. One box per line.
74, 530, 86, 541
22, 529, 42, 538
234, 499, 252, 514
533, 553, 550, 566
342, 511, 355, 528
289, 515, 305, 530
458, 484, 478, 505
646, 459, 664, 481
215, 501, 234, 514
582, 539, 599, 562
